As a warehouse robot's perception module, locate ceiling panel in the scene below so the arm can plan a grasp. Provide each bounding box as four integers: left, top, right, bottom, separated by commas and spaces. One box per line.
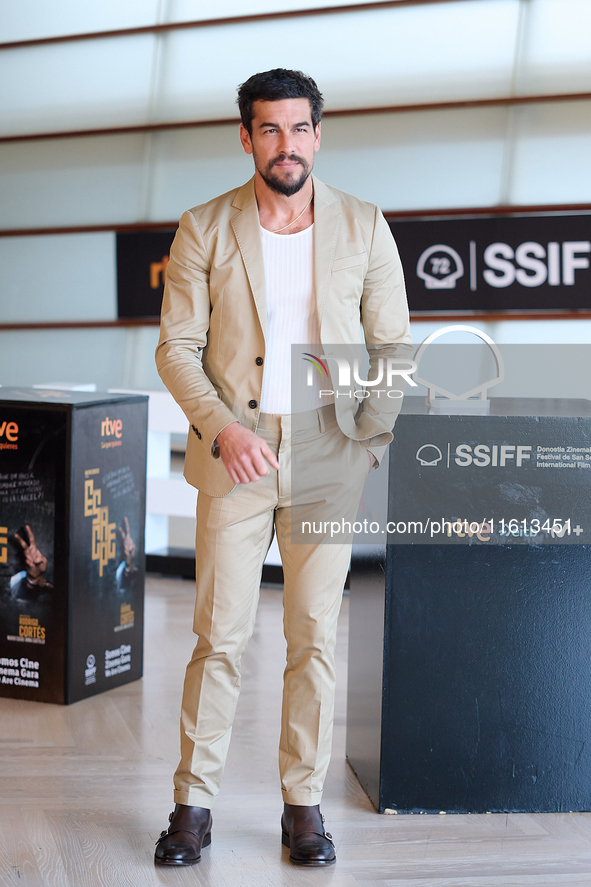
167, 0, 395, 22
509, 101, 591, 205
516, 0, 591, 94
313, 106, 509, 210
1, 1, 520, 136
0, 36, 155, 137
0, 0, 401, 43
0, 135, 148, 228
147, 126, 253, 219
0, 233, 116, 321
145, 107, 510, 218
0, 0, 161, 43
154, 1, 519, 122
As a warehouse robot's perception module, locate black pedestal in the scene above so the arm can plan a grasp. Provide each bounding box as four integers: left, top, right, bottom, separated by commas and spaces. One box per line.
0, 388, 148, 703
347, 398, 591, 813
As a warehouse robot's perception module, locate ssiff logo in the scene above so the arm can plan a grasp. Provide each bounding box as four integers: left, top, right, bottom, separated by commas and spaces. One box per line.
416, 445, 443, 466
416, 442, 532, 468
417, 245, 464, 289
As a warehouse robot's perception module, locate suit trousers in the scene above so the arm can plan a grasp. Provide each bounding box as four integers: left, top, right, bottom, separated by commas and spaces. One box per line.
173, 403, 371, 808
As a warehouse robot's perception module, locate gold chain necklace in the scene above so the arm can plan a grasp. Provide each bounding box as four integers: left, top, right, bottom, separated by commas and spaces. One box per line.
272, 194, 313, 234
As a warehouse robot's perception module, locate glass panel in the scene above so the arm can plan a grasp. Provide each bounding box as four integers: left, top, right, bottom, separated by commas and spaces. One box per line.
0, 233, 116, 322
0, 36, 155, 137
0, 0, 404, 42
509, 101, 591, 205
0, 325, 161, 390
167, 0, 410, 22
154, 1, 520, 122
147, 106, 508, 218
314, 107, 508, 211
0, 328, 135, 389
2, 101, 590, 231
517, 0, 591, 95
147, 127, 254, 220
0, 135, 147, 228
0, 0, 161, 43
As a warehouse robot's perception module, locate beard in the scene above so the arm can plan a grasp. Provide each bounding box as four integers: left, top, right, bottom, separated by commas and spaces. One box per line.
257, 152, 312, 197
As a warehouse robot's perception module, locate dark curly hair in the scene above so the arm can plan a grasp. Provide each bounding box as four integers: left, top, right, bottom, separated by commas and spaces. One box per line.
237, 69, 324, 135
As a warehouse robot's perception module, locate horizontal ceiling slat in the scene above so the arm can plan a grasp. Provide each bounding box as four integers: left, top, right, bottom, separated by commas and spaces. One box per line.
0, 1, 521, 138
516, 0, 591, 94
1, 203, 590, 238
0, 36, 156, 137
2, 92, 590, 145
154, 2, 519, 124
2, 101, 591, 231
0, 0, 470, 49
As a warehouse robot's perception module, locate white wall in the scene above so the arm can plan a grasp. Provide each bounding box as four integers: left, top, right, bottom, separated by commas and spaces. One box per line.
1, 0, 591, 392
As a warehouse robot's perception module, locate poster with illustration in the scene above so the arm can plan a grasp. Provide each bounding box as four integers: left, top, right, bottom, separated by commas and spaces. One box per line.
68, 399, 147, 703
0, 406, 67, 703
0, 390, 147, 704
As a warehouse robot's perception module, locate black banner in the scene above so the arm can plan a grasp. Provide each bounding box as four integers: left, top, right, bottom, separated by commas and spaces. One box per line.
116, 213, 591, 317
117, 230, 175, 319
388, 213, 591, 312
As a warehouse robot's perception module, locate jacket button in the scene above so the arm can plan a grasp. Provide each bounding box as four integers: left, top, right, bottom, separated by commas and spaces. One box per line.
255, 356, 263, 366
248, 400, 258, 410
191, 425, 202, 440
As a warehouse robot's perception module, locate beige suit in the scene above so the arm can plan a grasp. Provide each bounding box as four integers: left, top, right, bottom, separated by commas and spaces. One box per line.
156, 176, 411, 497
156, 175, 411, 808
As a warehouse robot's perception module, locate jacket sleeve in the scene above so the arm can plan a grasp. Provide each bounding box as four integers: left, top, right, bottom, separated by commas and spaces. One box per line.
155, 210, 238, 452
359, 207, 413, 464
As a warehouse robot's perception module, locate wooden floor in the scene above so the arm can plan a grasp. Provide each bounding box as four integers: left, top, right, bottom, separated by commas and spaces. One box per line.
2, 576, 591, 886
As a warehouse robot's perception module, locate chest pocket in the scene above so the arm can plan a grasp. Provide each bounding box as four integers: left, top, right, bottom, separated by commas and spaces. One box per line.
332, 252, 368, 273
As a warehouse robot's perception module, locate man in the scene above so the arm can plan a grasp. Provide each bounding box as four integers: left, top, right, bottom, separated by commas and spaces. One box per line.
154, 68, 411, 867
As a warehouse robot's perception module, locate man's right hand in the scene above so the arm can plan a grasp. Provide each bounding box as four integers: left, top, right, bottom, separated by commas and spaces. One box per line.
216, 422, 280, 485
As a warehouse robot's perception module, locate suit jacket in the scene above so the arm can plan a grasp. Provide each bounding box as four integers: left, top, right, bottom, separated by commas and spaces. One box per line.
156, 175, 412, 497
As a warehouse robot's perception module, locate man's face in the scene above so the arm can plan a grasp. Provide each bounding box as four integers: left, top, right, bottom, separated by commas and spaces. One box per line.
240, 98, 321, 197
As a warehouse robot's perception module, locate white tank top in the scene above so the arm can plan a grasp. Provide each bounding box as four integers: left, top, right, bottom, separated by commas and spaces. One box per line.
259, 224, 332, 414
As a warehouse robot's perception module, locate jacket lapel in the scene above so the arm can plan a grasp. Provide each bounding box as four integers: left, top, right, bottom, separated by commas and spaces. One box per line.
231, 179, 267, 338
229, 176, 340, 340
312, 176, 341, 330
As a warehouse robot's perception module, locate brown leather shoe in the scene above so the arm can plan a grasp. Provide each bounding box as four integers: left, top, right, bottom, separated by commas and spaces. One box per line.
154, 803, 212, 866
281, 803, 336, 866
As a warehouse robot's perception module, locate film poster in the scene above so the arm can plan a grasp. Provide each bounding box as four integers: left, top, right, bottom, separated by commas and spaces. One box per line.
0, 406, 67, 702
69, 400, 147, 703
